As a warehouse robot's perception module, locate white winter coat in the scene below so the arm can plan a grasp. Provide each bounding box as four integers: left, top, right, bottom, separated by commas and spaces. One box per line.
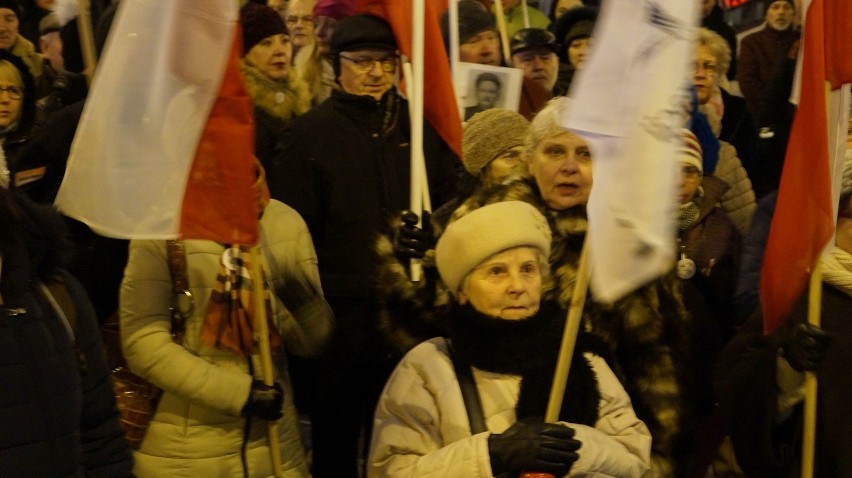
368, 338, 652, 477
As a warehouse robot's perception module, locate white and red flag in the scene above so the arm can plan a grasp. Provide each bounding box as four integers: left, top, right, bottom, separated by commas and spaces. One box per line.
760, 0, 852, 333
561, 0, 699, 303
55, 0, 257, 244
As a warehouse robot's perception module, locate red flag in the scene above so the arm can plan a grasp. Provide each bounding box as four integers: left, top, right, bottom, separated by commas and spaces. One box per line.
358, 0, 462, 157
760, 0, 852, 333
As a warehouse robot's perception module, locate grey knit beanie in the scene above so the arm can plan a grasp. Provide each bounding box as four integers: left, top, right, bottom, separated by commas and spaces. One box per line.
436, 201, 551, 294
462, 109, 530, 176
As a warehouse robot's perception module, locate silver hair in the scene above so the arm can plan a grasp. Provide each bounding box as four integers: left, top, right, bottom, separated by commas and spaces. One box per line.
525, 96, 574, 152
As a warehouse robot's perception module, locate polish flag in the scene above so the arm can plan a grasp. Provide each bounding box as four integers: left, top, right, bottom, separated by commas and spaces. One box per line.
55, 0, 258, 244
760, 0, 852, 333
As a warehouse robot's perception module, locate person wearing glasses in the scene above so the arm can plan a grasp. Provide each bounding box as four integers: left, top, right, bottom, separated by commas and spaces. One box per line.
268, 14, 459, 478
284, 0, 315, 61
0, 50, 35, 189
239, 2, 310, 171
693, 28, 759, 196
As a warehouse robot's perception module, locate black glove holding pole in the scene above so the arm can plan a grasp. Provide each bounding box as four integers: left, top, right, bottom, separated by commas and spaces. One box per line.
488, 418, 581, 476
242, 380, 284, 421
393, 210, 436, 262
778, 323, 833, 373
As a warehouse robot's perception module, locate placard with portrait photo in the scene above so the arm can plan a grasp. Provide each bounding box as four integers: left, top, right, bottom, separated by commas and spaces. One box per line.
455, 62, 523, 122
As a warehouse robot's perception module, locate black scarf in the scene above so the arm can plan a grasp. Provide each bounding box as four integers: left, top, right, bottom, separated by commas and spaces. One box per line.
448, 301, 601, 425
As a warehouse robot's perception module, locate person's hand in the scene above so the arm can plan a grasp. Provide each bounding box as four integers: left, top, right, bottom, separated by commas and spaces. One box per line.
488, 418, 581, 476
779, 323, 833, 372
242, 380, 284, 421
393, 210, 435, 261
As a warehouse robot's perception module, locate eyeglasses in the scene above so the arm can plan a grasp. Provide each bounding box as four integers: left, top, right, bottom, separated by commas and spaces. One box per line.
693, 61, 718, 76
339, 55, 398, 73
681, 165, 702, 179
285, 15, 313, 25
0, 86, 23, 100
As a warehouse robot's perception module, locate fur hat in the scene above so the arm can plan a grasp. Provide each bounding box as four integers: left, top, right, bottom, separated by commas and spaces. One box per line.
313, 0, 356, 21
436, 201, 551, 294
440, 0, 496, 47
680, 128, 703, 172
463, 109, 530, 175
39, 13, 61, 35
0, 0, 20, 17
240, 2, 289, 55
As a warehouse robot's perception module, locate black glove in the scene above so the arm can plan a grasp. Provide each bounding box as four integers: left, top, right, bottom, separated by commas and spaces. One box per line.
393, 210, 435, 261
242, 380, 284, 421
488, 418, 581, 476
779, 323, 833, 372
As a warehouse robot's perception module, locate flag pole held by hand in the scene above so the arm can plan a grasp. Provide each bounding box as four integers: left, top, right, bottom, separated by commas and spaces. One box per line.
250, 247, 283, 477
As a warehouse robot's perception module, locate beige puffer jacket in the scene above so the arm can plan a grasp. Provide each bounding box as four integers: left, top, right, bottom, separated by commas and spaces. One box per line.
120, 200, 333, 478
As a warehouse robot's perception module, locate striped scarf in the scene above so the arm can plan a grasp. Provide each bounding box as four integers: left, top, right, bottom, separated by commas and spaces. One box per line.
201, 245, 282, 356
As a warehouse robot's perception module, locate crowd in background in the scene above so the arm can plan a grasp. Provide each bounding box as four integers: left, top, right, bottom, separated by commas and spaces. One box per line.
1, 0, 850, 477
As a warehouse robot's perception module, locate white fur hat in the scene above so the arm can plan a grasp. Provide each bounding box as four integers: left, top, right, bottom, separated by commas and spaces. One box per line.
436, 201, 551, 294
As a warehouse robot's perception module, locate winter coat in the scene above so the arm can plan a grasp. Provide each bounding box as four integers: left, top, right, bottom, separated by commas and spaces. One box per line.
120, 200, 333, 478
1, 48, 38, 187
375, 178, 696, 477
712, 140, 756, 234
678, 176, 741, 418
368, 337, 651, 477
737, 26, 799, 117
719, 88, 758, 180
240, 61, 311, 172
715, 276, 852, 478
268, 87, 458, 325
0, 191, 134, 477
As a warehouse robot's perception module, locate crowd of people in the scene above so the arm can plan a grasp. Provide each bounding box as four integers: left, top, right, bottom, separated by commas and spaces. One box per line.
1, 0, 850, 477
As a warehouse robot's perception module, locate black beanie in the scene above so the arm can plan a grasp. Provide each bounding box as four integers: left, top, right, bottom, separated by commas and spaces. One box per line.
240, 2, 289, 55
440, 0, 496, 47
0, 0, 21, 17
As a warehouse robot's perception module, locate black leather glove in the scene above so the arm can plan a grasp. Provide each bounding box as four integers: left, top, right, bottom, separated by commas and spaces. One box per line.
393, 210, 435, 261
488, 418, 581, 476
779, 323, 833, 372
242, 380, 284, 421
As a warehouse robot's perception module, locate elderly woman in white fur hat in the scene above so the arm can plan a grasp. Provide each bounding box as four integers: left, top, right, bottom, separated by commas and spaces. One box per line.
368, 200, 651, 478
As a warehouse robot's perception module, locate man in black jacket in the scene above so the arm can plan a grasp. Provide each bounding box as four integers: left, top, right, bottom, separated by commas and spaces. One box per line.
268, 13, 459, 478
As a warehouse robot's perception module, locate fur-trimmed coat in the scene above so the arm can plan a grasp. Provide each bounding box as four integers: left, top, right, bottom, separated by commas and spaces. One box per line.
240, 61, 311, 172
376, 178, 700, 477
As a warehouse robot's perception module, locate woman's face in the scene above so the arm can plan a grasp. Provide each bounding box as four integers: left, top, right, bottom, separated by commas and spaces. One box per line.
0, 76, 23, 130
677, 162, 702, 205
553, 0, 582, 20
527, 131, 593, 210
483, 146, 527, 186
566, 37, 590, 69
693, 44, 719, 105
458, 246, 542, 320
245, 34, 292, 81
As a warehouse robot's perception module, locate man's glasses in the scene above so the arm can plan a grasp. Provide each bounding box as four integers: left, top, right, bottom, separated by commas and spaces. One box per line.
0, 86, 23, 100
285, 15, 313, 25
339, 55, 398, 73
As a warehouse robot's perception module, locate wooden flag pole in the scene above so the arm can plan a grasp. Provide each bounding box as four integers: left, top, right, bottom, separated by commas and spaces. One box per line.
521, 0, 530, 28
544, 238, 591, 422
76, 0, 98, 85
800, 261, 823, 478
250, 247, 283, 478
492, 0, 511, 65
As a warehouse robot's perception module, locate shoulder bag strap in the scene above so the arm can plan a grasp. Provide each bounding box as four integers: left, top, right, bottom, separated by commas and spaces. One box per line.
447, 339, 487, 435
165, 240, 192, 344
